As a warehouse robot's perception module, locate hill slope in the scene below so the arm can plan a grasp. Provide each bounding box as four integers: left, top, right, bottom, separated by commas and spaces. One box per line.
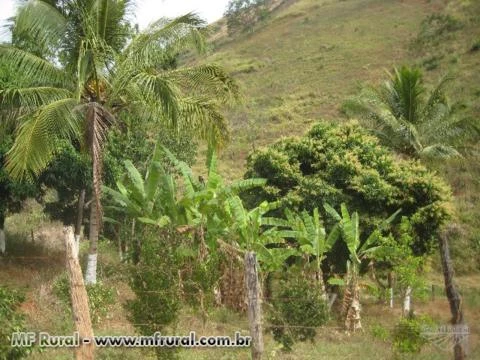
198, 0, 480, 271
200, 0, 479, 178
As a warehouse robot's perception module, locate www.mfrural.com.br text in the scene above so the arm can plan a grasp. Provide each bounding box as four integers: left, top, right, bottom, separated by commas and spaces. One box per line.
10, 331, 251, 348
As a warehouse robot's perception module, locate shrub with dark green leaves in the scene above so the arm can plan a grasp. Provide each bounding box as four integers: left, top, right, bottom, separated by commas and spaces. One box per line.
243, 122, 451, 267
0, 287, 31, 359
268, 277, 329, 351
392, 315, 435, 353
53, 275, 115, 324
126, 227, 183, 360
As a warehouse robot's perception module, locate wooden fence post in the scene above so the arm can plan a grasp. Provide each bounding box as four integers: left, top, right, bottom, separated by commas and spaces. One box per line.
244, 251, 263, 360
64, 226, 94, 360
439, 229, 467, 360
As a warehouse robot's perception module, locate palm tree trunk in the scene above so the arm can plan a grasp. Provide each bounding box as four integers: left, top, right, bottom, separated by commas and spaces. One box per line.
74, 189, 86, 257
439, 230, 467, 360
85, 201, 98, 285
84, 102, 108, 285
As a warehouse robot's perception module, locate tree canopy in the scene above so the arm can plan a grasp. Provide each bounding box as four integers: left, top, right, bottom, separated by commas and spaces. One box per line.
243, 121, 452, 258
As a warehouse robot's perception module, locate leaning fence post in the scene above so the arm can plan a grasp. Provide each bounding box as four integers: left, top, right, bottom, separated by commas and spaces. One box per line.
244, 251, 263, 360
64, 226, 94, 360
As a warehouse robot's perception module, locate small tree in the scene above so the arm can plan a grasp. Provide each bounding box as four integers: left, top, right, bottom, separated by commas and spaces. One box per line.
375, 217, 428, 316
224, 0, 269, 35
0, 136, 38, 254
244, 121, 451, 260
324, 203, 399, 332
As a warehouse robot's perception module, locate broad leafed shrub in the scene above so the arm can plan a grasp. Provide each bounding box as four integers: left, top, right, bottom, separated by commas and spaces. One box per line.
243, 122, 451, 269
268, 277, 330, 351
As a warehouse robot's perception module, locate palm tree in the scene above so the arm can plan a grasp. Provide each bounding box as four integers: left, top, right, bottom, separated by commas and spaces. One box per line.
0, 0, 238, 283
343, 66, 475, 159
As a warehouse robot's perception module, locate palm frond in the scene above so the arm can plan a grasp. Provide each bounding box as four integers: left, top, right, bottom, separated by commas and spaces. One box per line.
0, 86, 72, 112
178, 97, 230, 147
6, 98, 80, 179
422, 74, 453, 120
420, 144, 461, 159
389, 66, 424, 124
122, 13, 206, 66
169, 64, 240, 104
13, 0, 67, 50
124, 70, 181, 126
0, 45, 69, 87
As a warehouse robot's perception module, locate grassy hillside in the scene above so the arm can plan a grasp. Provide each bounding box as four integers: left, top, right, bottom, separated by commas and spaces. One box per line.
197, 0, 480, 271
197, 0, 479, 178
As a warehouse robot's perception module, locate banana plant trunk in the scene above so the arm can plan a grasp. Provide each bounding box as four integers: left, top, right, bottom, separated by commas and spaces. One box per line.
85, 202, 99, 285
245, 251, 263, 360
0, 213, 5, 255
316, 268, 328, 301
344, 268, 362, 332
439, 231, 467, 360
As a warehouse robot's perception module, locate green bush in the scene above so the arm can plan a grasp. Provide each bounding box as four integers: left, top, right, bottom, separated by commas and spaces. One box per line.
392, 315, 435, 353
126, 227, 184, 360
371, 323, 389, 342
53, 275, 115, 324
243, 122, 451, 267
415, 13, 463, 46
268, 277, 329, 351
0, 287, 31, 360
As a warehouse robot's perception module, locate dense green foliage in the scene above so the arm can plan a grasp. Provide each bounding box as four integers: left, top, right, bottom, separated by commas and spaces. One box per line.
269, 276, 330, 351
52, 275, 115, 324
392, 315, 435, 353
244, 122, 451, 260
0, 136, 38, 231
126, 228, 183, 360
38, 141, 92, 225
0, 287, 30, 359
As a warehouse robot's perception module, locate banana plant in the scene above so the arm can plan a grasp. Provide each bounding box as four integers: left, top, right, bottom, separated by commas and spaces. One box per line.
323, 202, 400, 332
223, 195, 297, 271
323, 203, 400, 271
163, 146, 268, 252
103, 142, 177, 229
264, 207, 341, 298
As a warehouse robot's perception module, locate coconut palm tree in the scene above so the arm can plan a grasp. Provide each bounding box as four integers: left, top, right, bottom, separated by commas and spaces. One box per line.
0, 0, 238, 283
343, 66, 476, 159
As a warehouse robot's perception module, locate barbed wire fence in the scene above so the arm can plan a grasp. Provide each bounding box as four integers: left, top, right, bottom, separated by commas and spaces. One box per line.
0, 242, 472, 356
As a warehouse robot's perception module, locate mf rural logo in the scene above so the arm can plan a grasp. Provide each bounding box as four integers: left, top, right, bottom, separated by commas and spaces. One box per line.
421, 324, 469, 352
